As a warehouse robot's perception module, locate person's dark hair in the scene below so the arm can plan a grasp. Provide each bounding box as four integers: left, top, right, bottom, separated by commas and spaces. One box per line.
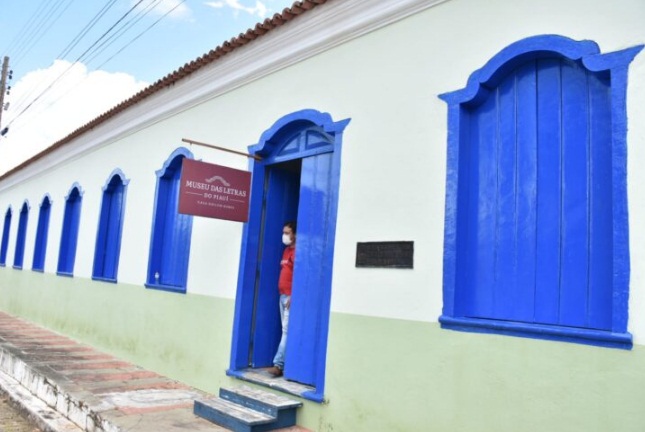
284, 221, 297, 234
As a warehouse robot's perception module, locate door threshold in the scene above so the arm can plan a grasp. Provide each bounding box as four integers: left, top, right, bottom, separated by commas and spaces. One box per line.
226, 368, 323, 403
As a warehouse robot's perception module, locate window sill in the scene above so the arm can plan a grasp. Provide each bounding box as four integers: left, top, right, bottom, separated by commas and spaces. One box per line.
56, 272, 74, 277
32, 268, 44, 273
439, 315, 632, 350
144, 283, 186, 294
92, 276, 117, 283
12, 265, 22, 270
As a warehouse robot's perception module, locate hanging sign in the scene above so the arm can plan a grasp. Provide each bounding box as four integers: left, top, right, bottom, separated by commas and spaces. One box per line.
178, 159, 251, 222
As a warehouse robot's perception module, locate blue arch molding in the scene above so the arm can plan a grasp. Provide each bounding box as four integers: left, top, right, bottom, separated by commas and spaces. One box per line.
229, 109, 350, 403
249, 109, 351, 163
146, 147, 194, 293
101, 168, 131, 190
438, 35, 643, 350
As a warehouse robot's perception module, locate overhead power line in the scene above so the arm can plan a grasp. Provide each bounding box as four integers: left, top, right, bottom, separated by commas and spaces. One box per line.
6, 0, 147, 127
11, 0, 77, 69
5, 0, 187, 134
57, 0, 120, 60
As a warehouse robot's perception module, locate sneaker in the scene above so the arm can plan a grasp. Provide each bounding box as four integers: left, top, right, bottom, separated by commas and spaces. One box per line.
266, 366, 283, 377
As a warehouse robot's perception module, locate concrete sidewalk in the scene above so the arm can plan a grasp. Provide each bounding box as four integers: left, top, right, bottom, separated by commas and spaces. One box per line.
0, 311, 308, 432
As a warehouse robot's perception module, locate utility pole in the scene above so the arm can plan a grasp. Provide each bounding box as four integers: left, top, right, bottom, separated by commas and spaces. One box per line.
0, 56, 9, 135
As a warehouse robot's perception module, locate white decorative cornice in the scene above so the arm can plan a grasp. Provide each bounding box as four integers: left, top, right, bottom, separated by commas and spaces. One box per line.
0, 0, 449, 191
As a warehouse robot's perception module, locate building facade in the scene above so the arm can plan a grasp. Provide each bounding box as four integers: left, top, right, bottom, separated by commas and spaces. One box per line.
0, 0, 644, 430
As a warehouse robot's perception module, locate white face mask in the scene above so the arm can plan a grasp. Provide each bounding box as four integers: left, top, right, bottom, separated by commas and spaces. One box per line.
282, 234, 292, 246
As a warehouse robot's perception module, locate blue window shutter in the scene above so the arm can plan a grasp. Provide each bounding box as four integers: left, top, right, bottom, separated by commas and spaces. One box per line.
464, 57, 612, 329
93, 172, 128, 281
439, 35, 643, 349
32, 196, 51, 271
13, 202, 29, 269
0, 208, 12, 266
58, 186, 83, 275
146, 148, 193, 292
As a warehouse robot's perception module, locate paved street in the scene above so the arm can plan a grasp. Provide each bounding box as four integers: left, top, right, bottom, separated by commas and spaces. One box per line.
0, 392, 41, 432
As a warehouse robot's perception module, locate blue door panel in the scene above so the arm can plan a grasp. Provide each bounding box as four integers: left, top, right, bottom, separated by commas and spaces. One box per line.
286, 153, 333, 386
494, 76, 519, 320
149, 184, 168, 282
59, 190, 82, 274
160, 179, 178, 285
513, 62, 538, 322
95, 180, 125, 280
93, 196, 109, 276
466, 94, 496, 318
454, 110, 473, 318
587, 73, 613, 330
251, 167, 300, 368
33, 199, 51, 271
534, 59, 562, 325
559, 59, 591, 328
14, 204, 29, 268
0, 210, 12, 265
104, 186, 124, 278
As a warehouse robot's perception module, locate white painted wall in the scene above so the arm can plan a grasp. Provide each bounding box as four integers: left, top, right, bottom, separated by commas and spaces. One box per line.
0, 0, 644, 341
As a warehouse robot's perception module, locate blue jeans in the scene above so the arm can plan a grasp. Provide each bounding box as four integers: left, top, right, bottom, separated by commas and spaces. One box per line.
273, 294, 290, 369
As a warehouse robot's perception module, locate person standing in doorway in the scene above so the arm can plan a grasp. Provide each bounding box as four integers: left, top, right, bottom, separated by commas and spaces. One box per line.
267, 221, 296, 377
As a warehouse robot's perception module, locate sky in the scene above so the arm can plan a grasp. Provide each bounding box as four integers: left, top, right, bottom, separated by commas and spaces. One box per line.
0, 0, 297, 174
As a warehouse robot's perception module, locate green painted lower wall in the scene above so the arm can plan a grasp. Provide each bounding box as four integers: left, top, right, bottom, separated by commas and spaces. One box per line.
313, 313, 645, 432
0, 269, 234, 393
0, 269, 644, 431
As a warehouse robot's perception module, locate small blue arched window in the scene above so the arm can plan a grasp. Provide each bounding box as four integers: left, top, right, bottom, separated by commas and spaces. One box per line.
57, 184, 83, 276
32, 195, 52, 272
439, 35, 643, 350
93, 170, 129, 282
0, 207, 12, 266
13, 201, 29, 269
146, 148, 193, 293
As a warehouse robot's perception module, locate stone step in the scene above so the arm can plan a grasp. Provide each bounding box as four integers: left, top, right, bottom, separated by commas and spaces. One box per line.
194, 397, 276, 432
195, 386, 303, 432
220, 386, 302, 416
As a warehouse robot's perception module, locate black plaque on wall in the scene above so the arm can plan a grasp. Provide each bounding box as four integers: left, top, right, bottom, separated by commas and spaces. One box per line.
355, 241, 414, 269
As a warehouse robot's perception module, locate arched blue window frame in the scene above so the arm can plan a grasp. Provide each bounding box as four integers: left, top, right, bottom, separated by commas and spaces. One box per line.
57, 183, 84, 277
438, 35, 643, 350
32, 195, 52, 272
0, 206, 12, 266
13, 201, 30, 269
146, 147, 194, 293
93, 169, 129, 283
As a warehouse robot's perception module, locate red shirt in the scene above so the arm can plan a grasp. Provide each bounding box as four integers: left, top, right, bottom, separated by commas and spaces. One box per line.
278, 246, 295, 295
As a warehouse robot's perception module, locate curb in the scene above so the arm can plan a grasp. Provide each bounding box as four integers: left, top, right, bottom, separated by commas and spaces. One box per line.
0, 367, 82, 432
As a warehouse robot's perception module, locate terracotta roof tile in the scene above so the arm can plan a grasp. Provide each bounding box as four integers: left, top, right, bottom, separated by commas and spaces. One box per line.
0, 0, 330, 181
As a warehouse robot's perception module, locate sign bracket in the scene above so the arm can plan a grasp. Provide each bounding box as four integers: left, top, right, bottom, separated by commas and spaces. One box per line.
182, 138, 262, 161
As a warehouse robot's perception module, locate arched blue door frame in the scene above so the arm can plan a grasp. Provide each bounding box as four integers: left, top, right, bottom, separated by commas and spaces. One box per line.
438, 35, 643, 349
229, 109, 350, 402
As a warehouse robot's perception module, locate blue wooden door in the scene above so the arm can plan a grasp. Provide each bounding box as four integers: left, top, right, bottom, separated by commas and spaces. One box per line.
285, 152, 334, 385
463, 57, 612, 330
251, 165, 300, 367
